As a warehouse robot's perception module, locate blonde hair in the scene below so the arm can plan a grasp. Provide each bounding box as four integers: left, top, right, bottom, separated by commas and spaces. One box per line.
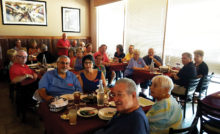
194, 50, 204, 57
133, 49, 140, 55
7, 49, 17, 60
151, 75, 174, 94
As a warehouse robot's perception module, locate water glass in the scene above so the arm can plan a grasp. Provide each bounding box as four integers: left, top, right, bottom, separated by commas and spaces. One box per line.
68, 108, 77, 125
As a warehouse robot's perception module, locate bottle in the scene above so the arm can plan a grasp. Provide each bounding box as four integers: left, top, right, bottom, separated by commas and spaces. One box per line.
150, 59, 154, 72
42, 54, 47, 70
97, 80, 104, 106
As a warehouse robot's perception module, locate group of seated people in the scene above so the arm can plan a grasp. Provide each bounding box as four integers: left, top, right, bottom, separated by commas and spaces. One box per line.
8, 33, 209, 134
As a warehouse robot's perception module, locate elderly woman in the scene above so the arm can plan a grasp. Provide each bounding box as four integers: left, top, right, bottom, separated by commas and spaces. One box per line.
7, 49, 17, 69
72, 47, 83, 71
78, 55, 106, 93
146, 75, 182, 134
124, 49, 149, 77
194, 50, 209, 78
114, 44, 125, 61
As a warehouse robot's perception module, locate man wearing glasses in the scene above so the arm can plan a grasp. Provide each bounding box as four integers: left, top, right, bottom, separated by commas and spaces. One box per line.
38, 55, 82, 102
9, 50, 38, 83
95, 78, 150, 134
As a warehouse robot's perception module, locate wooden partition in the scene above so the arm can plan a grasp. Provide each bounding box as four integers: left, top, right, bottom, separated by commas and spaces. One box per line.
0, 36, 91, 69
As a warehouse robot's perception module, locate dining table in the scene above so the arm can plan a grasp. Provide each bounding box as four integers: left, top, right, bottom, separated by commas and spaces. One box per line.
201, 91, 220, 109
38, 99, 152, 134
106, 62, 128, 72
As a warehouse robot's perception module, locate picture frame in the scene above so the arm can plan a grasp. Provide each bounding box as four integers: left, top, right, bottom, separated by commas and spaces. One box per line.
62, 7, 80, 33
1, 0, 47, 26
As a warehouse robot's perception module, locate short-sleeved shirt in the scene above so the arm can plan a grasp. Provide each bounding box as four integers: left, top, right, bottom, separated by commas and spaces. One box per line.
146, 96, 182, 134
80, 70, 102, 93
124, 53, 133, 61
38, 69, 82, 97
56, 39, 70, 56
114, 52, 125, 59
175, 62, 197, 87
94, 65, 106, 76
124, 58, 146, 76
196, 61, 209, 76
95, 107, 150, 134
94, 51, 109, 62
74, 58, 83, 71
9, 63, 35, 81
143, 55, 162, 68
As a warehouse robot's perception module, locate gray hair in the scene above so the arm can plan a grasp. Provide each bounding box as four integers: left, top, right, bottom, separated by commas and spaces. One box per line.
57, 55, 70, 63
17, 50, 27, 56
133, 49, 140, 55
194, 50, 204, 57
182, 52, 192, 60
41, 44, 48, 52
151, 75, 174, 94
115, 78, 137, 95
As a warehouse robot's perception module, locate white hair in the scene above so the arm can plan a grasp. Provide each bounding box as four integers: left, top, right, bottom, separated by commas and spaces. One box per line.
151, 75, 174, 94
115, 78, 137, 95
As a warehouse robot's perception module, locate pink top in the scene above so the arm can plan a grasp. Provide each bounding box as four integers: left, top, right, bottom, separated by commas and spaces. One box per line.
94, 51, 109, 62
57, 39, 70, 56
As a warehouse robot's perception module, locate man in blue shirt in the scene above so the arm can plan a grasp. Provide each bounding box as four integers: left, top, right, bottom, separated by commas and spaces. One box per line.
143, 48, 162, 68
95, 78, 150, 134
38, 55, 82, 102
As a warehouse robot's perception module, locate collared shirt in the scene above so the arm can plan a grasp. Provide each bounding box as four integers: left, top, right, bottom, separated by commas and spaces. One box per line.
57, 39, 70, 56
124, 53, 133, 61
95, 107, 150, 134
124, 58, 146, 76
146, 96, 182, 134
38, 69, 82, 97
9, 63, 34, 81
143, 55, 162, 68
94, 51, 109, 62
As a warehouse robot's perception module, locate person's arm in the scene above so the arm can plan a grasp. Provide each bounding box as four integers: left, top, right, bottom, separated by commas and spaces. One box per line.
72, 58, 76, 70
38, 88, 53, 102
56, 40, 69, 49
78, 74, 84, 91
152, 57, 162, 67
101, 72, 107, 87
11, 74, 33, 84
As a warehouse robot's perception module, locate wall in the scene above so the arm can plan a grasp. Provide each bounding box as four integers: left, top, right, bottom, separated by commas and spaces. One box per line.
0, 0, 90, 36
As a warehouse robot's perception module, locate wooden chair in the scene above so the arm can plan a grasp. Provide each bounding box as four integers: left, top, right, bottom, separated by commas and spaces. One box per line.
169, 115, 199, 134
198, 99, 220, 134
172, 78, 200, 118
194, 72, 214, 99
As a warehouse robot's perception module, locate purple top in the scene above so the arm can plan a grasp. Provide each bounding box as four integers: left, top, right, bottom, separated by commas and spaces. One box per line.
124, 58, 146, 76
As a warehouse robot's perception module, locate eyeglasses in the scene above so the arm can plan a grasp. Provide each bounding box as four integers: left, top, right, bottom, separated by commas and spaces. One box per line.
59, 62, 70, 65
84, 62, 93, 65
17, 55, 27, 59
109, 92, 125, 98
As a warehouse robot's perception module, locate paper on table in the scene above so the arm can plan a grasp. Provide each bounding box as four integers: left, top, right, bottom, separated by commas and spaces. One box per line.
138, 97, 154, 107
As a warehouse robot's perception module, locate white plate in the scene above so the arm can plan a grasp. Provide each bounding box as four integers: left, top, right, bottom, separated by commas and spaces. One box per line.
98, 107, 117, 120
77, 107, 98, 117
60, 94, 74, 100
138, 97, 154, 107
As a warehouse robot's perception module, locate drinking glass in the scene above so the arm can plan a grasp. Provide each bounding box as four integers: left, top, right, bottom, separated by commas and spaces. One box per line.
68, 108, 77, 125
74, 91, 81, 105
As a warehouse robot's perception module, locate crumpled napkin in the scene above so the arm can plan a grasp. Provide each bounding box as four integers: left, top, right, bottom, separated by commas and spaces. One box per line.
51, 98, 68, 108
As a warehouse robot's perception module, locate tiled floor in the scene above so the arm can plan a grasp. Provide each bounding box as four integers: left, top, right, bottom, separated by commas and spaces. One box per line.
1, 79, 217, 134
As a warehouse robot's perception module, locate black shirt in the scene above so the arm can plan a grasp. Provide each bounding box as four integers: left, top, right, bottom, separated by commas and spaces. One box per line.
196, 61, 209, 76
175, 62, 197, 87
143, 55, 162, 68
37, 51, 56, 64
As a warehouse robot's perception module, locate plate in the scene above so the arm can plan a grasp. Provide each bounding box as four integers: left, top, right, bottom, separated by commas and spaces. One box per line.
77, 107, 98, 117
109, 101, 116, 107
138, 97, 154, 107
60, 94, 74, 100
98, 107, 117, 120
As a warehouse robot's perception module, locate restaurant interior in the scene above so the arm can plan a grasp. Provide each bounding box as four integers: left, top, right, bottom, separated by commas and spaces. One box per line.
0, 0, 220, 134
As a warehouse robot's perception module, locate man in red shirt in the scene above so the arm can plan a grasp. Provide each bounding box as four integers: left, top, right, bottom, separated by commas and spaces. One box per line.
94, 44, 109, 64
56, 33, 70, 56
10, 50, 38, 83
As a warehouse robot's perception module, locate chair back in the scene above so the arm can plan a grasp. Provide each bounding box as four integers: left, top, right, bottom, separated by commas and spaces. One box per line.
198, 72, 214, 92
169, 115, 199, 134
198, 99, 220, 134
185, 78, 200, 97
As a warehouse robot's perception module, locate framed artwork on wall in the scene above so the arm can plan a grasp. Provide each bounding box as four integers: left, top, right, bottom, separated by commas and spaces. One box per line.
1, 0, 47, 26
62, 7, 80, 33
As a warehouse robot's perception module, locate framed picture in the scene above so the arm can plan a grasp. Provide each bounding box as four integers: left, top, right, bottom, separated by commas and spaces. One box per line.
62, 7, 80, 33
1, 0, 47, 26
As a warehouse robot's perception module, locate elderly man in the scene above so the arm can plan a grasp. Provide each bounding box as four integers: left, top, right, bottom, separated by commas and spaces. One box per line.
56, 33, 70, 56
14, 39, 27, 52
37, 44, 56, 63
38, 55, 82, 102
95, 78, 150, 134
171, 52, 197, 95
123, 45, 134, 61
94, 44, 109, 64
143, 48, 162, 67
10, 50, 38, 83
